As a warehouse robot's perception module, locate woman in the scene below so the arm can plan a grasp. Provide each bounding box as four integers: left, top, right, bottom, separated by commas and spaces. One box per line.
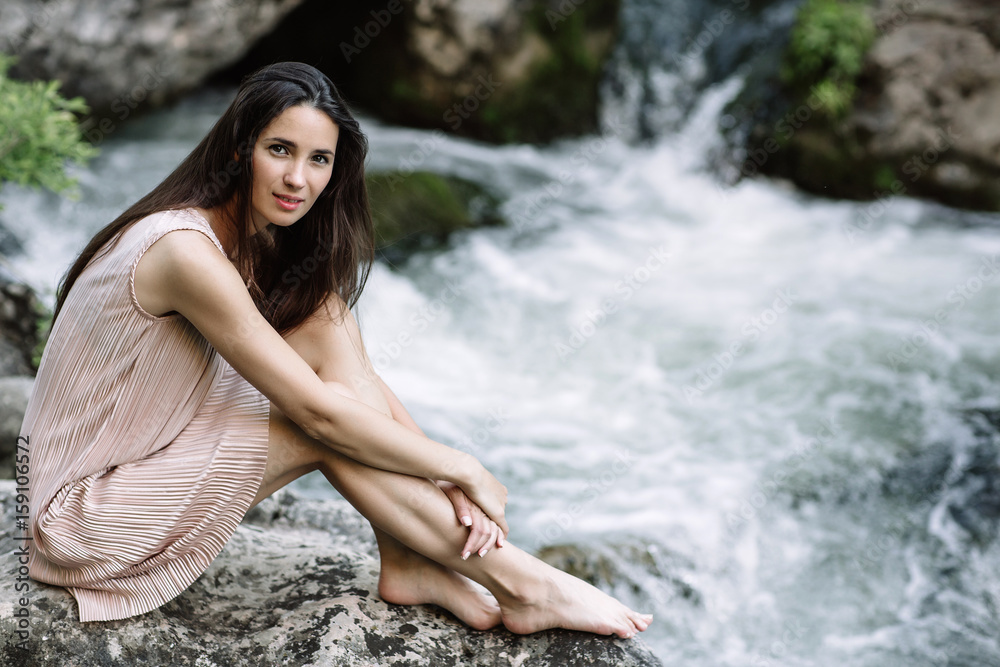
24, 62, 652, 639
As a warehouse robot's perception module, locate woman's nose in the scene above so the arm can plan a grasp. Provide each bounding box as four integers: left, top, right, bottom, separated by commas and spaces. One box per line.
284, 162, 306, 188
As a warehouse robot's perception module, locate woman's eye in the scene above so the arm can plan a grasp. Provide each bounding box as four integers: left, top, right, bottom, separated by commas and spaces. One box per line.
269, 144, 288, 155
313, 155, 329, 165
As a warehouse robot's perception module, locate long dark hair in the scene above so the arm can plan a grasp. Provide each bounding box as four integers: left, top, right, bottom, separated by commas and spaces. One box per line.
52, 62, 374, 335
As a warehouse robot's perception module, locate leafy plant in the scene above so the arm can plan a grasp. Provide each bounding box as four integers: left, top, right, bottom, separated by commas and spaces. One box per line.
0, 53, 98, 208
781, 0, 875, 118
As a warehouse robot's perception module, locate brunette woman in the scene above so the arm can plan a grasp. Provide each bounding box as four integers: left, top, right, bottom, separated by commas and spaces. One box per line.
25, 62, 652, 638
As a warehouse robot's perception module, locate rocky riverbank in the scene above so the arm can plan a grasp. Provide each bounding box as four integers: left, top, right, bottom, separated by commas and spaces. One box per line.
0, 481, 663, 666
735, 0, 1000, 211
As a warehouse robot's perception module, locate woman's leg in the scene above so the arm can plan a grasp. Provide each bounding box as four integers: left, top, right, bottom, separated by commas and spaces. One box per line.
252, 398, 651, 638
254, 299, 505, 629
251, 394, 502, 630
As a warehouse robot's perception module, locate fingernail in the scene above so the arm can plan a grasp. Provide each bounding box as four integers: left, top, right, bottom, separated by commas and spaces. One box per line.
462, 551, 470, 560
498, 534, 505, 547
478, 547, 488, 557
461, 516, 472, 527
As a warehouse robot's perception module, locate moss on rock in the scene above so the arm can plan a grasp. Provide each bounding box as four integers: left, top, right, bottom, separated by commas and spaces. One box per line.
367, 171, 504, 265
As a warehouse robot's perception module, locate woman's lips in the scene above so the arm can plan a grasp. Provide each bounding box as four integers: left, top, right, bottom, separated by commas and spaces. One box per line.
274, 193, 304, 210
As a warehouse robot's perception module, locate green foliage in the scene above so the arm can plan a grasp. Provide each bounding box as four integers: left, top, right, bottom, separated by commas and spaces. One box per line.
0, 54, 98, 207
781, 0, 875, 118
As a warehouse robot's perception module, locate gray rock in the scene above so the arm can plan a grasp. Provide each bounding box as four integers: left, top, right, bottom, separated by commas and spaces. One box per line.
0, 376, 32, 480
0, 0, 305, 118
0, 482, 663, 666
0, 274, 42, 378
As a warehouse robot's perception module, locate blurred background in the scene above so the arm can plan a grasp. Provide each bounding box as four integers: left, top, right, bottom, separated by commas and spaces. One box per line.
1, 1, 999, 665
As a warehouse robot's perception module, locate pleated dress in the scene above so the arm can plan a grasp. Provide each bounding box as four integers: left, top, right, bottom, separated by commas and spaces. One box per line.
23, 207, 270, 622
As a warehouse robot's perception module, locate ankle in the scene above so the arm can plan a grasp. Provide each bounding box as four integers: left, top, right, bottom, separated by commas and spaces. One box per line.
493, 569, 549, 609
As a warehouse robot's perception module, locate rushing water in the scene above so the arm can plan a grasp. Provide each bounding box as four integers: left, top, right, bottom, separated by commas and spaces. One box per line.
5, 17, 1000, 667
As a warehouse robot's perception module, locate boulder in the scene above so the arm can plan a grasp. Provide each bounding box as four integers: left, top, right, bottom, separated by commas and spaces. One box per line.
368, 170, 505, 266
738, 0, 1000, 211
0, 482, 663, 666
0, 0, 305, 123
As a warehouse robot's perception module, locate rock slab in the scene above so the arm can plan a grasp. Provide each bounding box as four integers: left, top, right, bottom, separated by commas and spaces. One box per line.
0, 482, 663, 666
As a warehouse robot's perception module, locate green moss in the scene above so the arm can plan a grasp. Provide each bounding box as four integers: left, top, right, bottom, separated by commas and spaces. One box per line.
872, 164, 898, 192
781, 0, 875, 119
366, 171, 504, 265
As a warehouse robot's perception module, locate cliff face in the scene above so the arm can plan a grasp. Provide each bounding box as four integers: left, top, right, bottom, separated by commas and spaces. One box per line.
743, 0, 1000, 211
0, 482, 663, 666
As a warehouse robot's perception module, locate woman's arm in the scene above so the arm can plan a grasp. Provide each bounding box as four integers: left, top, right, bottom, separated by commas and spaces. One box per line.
138, 230, 508, 532
376, 375, 425, 436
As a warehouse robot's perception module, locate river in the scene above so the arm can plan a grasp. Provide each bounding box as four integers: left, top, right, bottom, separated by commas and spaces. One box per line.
4, 9, 1000, 666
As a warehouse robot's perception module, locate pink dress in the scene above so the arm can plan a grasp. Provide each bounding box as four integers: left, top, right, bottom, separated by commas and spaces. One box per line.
23, 208, 270, 622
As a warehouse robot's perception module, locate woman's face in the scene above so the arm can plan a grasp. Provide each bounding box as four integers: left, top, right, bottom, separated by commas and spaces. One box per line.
249, 104, 340, 233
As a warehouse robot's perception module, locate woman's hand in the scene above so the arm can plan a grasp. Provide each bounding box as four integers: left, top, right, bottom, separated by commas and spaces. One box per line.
437, 481, 505, 559
455, 456, 508, 538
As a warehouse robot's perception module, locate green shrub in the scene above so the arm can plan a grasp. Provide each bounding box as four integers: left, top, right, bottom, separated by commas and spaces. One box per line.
781, 0, 875, 118
0, 54, 97, 208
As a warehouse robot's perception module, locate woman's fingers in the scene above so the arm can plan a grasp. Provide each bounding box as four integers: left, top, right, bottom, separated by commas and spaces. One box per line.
437, 481, 474, 528
463, 518, 502, 560
448, 485, 473, 527
440, 474, 509, 557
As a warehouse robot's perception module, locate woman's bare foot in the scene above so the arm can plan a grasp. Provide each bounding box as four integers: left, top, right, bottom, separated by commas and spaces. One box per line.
498, 563, 653, 639
378, 548, 502, 631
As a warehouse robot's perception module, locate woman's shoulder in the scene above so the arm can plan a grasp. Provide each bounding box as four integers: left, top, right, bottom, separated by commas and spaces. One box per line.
127, 207, 224, 256
131, 207, 208, 231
